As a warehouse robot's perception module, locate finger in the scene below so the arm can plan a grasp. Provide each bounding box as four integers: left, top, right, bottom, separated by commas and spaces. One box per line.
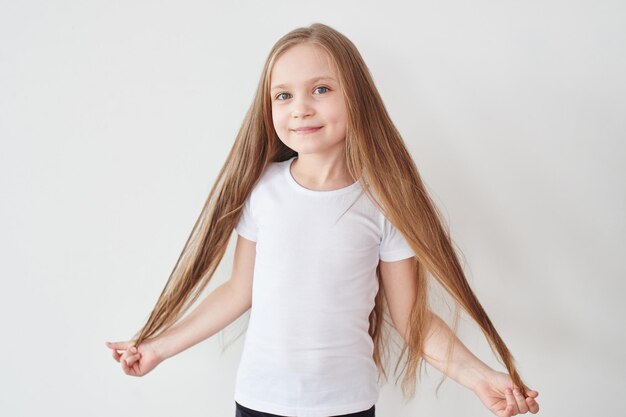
111, 341, 139, 357
121, 352, 138, 375
120, 348, 133, 367
106, 341, 131, 350
502, 402, 515, 417
525, 389, 539, 398
121, 354, 130, 373
126, 354, 142, 376
505, 388, 520, 415
126, 353, 141, 366
512, 387, 529, 413
109, 344, 124, 362
526, 396, 540, 414
107, 341, 131, 362
129, 357, 142, 374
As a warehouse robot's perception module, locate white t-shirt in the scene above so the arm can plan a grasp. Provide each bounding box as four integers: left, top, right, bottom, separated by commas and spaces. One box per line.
234, 156, 415, 417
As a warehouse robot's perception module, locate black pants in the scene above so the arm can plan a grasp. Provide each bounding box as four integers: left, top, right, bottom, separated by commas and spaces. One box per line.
235, 401, 375, 417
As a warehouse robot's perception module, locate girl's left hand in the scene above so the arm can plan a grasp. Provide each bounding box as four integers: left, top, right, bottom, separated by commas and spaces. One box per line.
473, 371, 540, 416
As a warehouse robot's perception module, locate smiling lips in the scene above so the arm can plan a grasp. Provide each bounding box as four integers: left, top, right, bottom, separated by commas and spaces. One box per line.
292, 126, 323, 134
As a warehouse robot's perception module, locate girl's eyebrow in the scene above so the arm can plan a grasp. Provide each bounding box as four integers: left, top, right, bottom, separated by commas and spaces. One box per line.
271, 76, 336, 92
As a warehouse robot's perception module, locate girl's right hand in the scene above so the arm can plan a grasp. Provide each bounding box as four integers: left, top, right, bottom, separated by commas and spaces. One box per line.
105, 338, 163, 377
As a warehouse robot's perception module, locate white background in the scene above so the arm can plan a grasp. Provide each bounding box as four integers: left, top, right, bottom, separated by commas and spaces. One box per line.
1, 1, 624, 416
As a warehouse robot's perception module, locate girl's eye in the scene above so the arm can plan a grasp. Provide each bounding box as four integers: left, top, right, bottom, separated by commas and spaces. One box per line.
274, 86, 330, 101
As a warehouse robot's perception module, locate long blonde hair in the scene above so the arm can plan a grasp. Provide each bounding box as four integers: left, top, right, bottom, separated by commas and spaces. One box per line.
130, 22, 531, 400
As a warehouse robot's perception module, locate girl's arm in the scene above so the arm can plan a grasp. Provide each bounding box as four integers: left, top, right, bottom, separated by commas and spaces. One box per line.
154, 280, 250, 360
154, 235, 256, 360
379, 257, 493, 390
105, 236, 255, 377
380, 257, 540, 416
419, 311, 495, 390
107, 280, 250, 377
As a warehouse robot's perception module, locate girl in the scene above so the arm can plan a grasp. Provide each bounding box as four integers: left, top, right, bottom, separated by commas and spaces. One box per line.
106, 23, 540, 417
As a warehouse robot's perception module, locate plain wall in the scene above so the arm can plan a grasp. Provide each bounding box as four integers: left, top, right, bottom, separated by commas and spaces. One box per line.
1, 0, 624, 416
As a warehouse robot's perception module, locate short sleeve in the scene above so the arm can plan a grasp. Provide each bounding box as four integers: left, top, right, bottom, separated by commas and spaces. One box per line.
379, 216, 415, 262
235, 194, 258, 242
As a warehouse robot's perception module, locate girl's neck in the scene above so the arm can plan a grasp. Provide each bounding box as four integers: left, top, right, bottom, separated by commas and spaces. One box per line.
290, 154, 355, 191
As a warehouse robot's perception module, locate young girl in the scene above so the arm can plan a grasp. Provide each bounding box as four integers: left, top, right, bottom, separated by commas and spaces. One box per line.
106, 23, 540, 417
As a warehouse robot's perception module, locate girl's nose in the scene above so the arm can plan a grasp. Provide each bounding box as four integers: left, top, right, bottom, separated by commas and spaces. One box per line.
290, 97, 315, 118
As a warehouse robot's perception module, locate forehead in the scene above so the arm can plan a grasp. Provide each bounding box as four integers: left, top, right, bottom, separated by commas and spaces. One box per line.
270, 44, 337, 89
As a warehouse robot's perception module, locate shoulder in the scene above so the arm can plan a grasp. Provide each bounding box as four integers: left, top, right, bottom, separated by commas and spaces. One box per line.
246, 159, 291, 204
253, 160, 285, 190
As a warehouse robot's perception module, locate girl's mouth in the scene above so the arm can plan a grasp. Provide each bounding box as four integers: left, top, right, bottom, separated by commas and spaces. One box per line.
293, 126, 322, 134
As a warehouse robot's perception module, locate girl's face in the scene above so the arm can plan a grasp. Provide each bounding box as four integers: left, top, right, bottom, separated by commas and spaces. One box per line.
270, 43, 347, 157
